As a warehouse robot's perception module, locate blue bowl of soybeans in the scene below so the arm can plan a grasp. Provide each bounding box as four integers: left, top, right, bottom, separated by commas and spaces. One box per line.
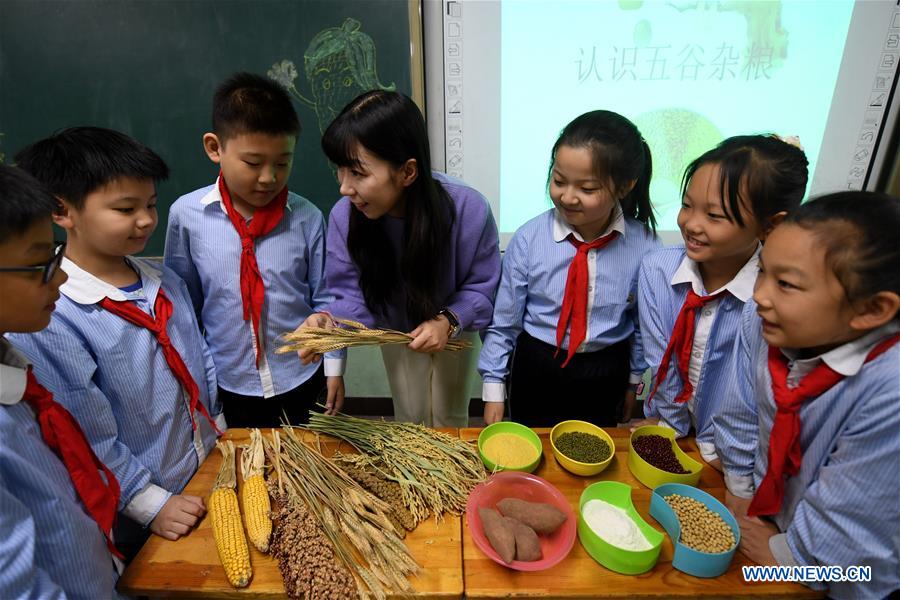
649, 483, 740, 578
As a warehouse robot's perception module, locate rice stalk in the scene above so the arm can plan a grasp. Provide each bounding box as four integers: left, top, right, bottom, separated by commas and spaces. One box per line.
264, 428, 418, 599
276, 317, 472, 355
306, 411, 486, 525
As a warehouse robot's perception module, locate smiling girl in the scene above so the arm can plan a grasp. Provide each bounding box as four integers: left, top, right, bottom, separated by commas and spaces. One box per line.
478, 110, 659, 427
635, 135, 808, 466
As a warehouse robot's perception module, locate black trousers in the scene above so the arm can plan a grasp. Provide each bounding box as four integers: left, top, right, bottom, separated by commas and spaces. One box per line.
509, 331, 630, 428
219, 365, 326, 428
114, 515, 152, 564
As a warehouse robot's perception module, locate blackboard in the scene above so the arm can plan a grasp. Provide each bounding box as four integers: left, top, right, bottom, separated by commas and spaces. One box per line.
0, 0, 423, 256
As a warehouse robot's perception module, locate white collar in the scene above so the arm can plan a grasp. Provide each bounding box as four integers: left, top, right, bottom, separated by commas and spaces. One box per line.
552, 204, 626, 243
0, 337, 29, 406
671, 246, 760, 302
782, 321, 900, 377
200, 176, 293, 214
60, 256, 161, 304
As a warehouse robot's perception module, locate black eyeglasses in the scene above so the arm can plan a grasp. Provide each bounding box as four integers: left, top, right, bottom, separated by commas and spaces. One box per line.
0, 241, 66, 284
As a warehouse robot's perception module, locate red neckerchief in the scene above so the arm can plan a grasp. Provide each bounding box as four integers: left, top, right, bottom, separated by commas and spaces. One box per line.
647, 289, 726, 405
218, 174, 287, 367
748, 333, 900, 516
23, 368, 124, 558
555, 231, 618, 367
99, 288, 222, 435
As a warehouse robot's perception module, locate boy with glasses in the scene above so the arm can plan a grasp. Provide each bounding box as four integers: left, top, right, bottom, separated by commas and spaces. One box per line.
0, 165, 125, 597
0, 239, 65, 283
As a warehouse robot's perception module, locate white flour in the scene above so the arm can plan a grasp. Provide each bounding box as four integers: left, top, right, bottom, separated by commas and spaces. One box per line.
582, 499, 653, 551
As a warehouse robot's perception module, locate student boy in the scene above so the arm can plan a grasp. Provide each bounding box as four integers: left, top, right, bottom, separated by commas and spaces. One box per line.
0, 164, 124, 598
11, 128, 224, 553
165, 72, 335, 427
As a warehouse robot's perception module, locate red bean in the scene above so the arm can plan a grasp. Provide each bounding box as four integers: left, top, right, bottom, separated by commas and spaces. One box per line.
633, 435, 688, 474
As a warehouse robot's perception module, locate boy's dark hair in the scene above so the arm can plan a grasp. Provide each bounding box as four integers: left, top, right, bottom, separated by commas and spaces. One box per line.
786, 191, 900, 309
681, 135, 809, 228
549, 110, 657, 232
13, 127, 169, 210
0, 165, 59, 244
322, 90, 454, 325
213, 72, 300, 142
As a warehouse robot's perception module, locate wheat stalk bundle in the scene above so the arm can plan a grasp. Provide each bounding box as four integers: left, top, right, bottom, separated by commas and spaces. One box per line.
264, 429, 418, 600
305, 411, 486, 525
277, 317, 472, 355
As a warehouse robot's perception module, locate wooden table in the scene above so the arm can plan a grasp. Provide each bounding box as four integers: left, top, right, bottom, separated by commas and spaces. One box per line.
118, 428, 464, 599
459, 428, 821, 599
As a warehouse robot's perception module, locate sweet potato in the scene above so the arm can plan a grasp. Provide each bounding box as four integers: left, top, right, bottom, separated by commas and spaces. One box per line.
511, 519, 542, 561
497, 498, 567, 534
478, 507, 516, 563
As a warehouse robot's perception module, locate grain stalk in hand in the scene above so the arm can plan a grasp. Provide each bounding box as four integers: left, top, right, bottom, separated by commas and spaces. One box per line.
277, 317, 472, 354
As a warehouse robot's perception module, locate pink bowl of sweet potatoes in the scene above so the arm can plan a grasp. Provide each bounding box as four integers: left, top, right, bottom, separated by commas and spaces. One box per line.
466, 471, 577, 571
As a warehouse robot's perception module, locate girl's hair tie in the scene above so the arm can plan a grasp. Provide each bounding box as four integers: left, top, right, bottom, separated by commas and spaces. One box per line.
772, 134, 804, 151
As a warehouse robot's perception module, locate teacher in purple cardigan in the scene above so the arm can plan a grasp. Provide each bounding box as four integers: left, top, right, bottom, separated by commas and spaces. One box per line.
298, 90, 501, 427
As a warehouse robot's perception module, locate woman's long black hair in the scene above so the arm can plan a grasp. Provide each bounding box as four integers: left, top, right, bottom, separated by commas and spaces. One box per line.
322, 91, 455, 325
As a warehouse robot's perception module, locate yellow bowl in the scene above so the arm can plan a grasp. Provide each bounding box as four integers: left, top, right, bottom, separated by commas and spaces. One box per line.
550, 420, 615, 477
628, 426, 703, 489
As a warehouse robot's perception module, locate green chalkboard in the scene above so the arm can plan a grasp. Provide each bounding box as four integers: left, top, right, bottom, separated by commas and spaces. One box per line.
0, 0, 422, 255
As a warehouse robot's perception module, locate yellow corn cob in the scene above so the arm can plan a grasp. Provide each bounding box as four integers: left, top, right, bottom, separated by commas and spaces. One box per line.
240, 429, 272, 553
210, 441, 252, 588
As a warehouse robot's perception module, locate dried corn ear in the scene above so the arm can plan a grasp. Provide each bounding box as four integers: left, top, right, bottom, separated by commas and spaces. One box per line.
211, 440, 252, 588
240, 429, 272, 553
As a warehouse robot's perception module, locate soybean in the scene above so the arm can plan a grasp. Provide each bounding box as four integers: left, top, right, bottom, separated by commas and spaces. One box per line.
664, 493, 735, 554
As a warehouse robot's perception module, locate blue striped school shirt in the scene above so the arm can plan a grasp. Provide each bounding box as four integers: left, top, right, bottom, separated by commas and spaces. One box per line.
479, 206, 661, 402
0, 339, 123, 600
714, 309, 900, 598
165, 180, 334, 396
8, 257, 225, 527
638, 246, 757, 460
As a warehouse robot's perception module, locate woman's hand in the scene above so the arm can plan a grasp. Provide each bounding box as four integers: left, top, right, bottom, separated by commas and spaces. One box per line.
149, 494, 206, 541
705, 456, 723, 472
408, 315, 451, 353
620, 389, 638, 423
295, 312, 334, 364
